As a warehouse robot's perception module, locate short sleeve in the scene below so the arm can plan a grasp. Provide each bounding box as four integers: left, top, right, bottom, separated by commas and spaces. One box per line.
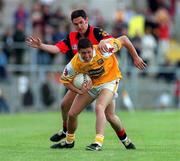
55, 34, 71, 54
93, 27, 112, 42
60, 62, 76, 84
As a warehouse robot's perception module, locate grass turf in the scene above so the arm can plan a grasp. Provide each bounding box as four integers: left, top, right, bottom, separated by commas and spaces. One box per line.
0, 110, 180, 161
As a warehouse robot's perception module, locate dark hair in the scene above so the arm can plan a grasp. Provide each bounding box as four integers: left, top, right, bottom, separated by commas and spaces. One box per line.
78, 38, 93, 50
71, 9, 87, 21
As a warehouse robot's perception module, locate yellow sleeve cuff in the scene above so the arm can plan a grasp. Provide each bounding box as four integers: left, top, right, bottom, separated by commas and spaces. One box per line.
114, 39, 122, 51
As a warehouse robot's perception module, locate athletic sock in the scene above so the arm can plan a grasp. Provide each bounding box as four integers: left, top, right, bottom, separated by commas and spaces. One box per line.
66, 133, 75, 144
95, 134, 104, 146
116, 129, 132, 146
116, 129, 127, 141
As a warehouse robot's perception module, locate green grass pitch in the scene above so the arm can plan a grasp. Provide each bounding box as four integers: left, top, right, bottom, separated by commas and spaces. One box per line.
0, 110, 180, 161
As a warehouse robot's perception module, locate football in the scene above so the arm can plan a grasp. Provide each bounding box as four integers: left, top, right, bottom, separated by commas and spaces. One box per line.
73, 73, 91, 89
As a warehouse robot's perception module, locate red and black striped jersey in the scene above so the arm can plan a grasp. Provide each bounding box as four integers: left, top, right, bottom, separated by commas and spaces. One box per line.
55, 25, 112, 61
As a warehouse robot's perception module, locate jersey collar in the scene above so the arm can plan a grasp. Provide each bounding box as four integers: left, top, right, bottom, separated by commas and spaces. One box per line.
76, 25, 91, 39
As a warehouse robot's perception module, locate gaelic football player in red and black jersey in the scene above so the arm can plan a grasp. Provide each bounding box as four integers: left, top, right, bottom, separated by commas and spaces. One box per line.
26, 9, 136, 150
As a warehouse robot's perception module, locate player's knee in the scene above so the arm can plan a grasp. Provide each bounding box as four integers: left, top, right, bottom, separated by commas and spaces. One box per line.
68, 110, 77, 119
95, 104, 104, 114
61, 100, 68, 111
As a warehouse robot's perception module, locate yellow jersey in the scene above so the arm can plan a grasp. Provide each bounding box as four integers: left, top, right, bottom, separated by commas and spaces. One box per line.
61, 38, 123, 86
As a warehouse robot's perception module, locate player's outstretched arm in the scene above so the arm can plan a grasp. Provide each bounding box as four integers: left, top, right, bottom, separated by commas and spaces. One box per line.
26, 36, 60, 54
118, 35, 147, 70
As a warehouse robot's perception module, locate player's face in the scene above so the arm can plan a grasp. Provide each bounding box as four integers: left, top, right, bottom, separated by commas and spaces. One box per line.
72, 17, 88, 35
79, 47, 93, 62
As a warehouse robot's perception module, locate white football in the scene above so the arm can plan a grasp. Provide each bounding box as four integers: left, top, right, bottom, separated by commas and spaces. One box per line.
73, 73, 91, 89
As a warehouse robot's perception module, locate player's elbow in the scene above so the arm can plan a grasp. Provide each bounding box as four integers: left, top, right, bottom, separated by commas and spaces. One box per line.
52, 46, 60, 54
118, 35, 130, 46
46, 45, 60, 54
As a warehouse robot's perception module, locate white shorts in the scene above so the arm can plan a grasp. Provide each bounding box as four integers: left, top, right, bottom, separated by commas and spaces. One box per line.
88, 79, 119, 99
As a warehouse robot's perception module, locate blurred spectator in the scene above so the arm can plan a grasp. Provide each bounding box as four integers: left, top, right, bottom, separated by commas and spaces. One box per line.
40, 81, 55, 107
37, 25, 54, 64
31, 2, 43, 34
0, 47, 8, 81
22, 86, 34, 107
128, 13, 145, 38
37, 49, 52, 65
49, 7, 67, 30
42, 4, 52, 27
112, 10, 128, 37
144, 9, 159, 40
90, 9, 106, 28
156, 7, 170, 39
18, 76, 34, 107
141, 27, 157, 69
131, 32, 142, 57
169, 0, 176, 18
123, 6, 135, 24
40, 72, 55, 107
156, 60, 176, 82
127, 12, 144, 68
0, 0, 4, 12
0, 88, 10, 113
52, 25, 67, 43
14, 3, 29, 29
32, 24, 43, 39
158, 90, 172, 109
13, 22, 26, 65
147, 0, 169, 13
174, 79, 180, 108
155, 8, 170, 66
174, 73, 180, 108
122, 90, 134, 112
18, 75, 29, 95
44, 25, 54, 44
1, 27, 14, 62
128, 32, 142, 70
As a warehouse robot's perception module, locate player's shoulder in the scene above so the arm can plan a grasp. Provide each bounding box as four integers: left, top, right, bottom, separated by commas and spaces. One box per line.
93, 27, 110, 37
68, 31, 78, 38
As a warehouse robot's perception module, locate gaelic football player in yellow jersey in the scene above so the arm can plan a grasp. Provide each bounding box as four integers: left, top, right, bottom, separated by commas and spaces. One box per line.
53, 37, 146, 151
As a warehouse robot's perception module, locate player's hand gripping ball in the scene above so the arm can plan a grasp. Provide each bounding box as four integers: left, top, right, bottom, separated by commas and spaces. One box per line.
73, 73, 91, 89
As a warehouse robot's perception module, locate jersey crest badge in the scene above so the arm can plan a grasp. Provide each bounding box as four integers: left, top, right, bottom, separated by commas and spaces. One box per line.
72, 44, 77, 50
97, 58, 104, 65
63, 68, 68, 76
99, 29, 109, 37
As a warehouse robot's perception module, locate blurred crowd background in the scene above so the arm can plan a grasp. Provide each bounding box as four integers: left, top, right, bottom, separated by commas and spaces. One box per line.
0, 0, 179, 113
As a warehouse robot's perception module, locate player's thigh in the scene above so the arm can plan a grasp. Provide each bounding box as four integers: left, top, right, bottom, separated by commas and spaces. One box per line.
96, 89, 114, 109
61, 90, 77, 107
69, 93, 94, 116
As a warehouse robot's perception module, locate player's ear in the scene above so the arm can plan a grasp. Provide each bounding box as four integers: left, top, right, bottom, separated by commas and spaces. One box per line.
85, 17, 88, 24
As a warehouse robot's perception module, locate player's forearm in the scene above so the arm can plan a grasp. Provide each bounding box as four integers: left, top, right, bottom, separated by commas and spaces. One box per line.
64, 83, 82, 94
118, 36, 139, 59
39, 44, 60, 54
